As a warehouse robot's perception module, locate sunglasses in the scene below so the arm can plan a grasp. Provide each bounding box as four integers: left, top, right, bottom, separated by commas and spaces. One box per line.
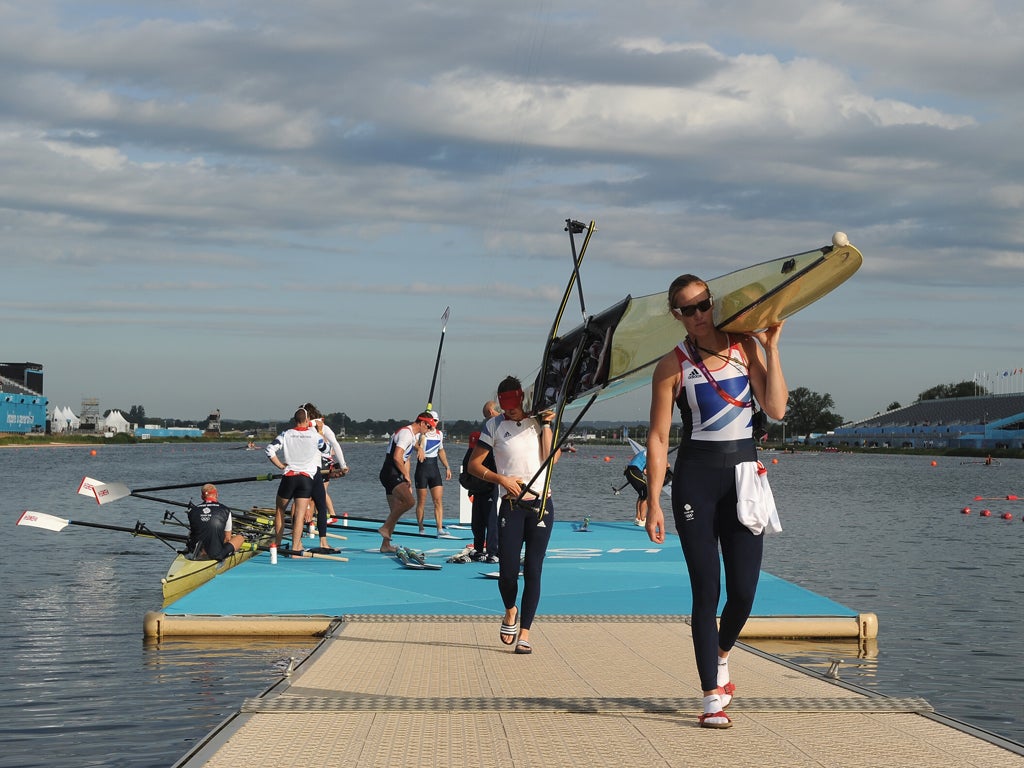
671, 296, 713, 318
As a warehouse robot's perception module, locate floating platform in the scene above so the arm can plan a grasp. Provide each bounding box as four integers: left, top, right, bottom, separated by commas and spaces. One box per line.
171, 617, 1023, 768
146, 520, 875, 639
162, 521, 1024, 767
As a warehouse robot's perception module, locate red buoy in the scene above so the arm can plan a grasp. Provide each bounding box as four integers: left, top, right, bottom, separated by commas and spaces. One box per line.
930, 460, 937, 467
1001, 513, 1013, 520
981, 509, 992, 517
961, 507, 971, 514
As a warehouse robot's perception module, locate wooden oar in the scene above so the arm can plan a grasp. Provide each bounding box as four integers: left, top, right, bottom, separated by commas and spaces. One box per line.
78, 473, 280, 505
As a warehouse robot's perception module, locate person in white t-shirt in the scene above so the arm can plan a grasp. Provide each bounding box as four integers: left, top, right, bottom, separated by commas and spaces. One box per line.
265, 407, 329, 555
467, 376, 558, 655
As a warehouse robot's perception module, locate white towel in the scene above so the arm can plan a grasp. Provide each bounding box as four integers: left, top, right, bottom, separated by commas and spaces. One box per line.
735, 460, 782, 535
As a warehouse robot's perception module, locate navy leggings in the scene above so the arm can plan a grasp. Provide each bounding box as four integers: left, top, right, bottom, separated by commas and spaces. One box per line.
310, 471, 330, 538
672, 450, 763, 692
471, 484, 499, 553
497, 497, 554, 630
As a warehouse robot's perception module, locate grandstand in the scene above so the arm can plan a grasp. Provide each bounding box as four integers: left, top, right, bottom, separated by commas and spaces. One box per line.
0, 362, 43, 397
820, 393, 1024, 450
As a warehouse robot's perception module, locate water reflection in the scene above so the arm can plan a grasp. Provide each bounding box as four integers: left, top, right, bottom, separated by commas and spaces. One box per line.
745, 637, 879, 683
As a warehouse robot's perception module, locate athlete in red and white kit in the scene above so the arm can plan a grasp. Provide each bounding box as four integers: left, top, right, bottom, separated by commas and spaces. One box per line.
265, 407, 329, 556
376, 413, 437, 553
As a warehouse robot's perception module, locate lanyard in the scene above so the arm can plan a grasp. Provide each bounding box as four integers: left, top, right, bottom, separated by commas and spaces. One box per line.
683, 338, 751, 409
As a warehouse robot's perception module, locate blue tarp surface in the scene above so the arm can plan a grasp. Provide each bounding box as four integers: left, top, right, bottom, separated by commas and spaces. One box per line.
166, 520, 856, 619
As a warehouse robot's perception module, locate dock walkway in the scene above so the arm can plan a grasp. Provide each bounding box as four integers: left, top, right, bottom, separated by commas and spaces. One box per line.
175, 616, 1023, 767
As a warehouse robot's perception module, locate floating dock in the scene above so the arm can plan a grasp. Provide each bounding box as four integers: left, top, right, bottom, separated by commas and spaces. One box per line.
146, 520, 875, 639
159, 521, 1023, 766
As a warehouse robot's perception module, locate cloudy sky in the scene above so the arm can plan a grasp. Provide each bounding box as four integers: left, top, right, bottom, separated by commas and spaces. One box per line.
3, 1, 1023, 425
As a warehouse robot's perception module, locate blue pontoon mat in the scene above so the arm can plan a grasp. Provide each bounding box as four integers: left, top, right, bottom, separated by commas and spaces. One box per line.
165, 520, 855, 618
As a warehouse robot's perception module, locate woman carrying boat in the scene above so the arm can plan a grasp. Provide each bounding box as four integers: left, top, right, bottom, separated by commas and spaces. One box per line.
467, 376, 558, 655
645, 274, 788, 729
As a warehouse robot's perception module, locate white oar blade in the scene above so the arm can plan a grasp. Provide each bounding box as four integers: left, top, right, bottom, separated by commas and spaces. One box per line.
78, 476, 104, 498
92, 482, 131, 505
17, 510, 70, 532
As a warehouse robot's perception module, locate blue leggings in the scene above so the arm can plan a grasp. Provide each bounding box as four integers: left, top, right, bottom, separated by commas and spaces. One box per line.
672, 455, 763, 692
497, 497, 554, 630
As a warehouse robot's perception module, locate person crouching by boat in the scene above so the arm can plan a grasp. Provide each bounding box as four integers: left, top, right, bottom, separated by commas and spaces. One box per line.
265, 407, 329, 556
645, 273, 788, 729
466, 376, 559, 655
186, 484, 245, 561
377, 413, 437, 553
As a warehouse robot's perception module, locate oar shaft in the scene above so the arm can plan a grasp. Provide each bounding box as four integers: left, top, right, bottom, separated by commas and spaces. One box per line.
324, 521, 455, 539
134, 474, 279, 493
274, 547, 348, 562
426, 306, 450, 410
71, 517, 190, 544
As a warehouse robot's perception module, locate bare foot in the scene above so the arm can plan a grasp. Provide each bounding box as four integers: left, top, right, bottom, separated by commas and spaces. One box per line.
380, 542, 397, 553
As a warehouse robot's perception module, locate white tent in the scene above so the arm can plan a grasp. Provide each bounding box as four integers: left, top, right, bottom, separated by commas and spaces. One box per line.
103, 410, 131, 434
64, 406, 81, 431
51, 405, 80, 433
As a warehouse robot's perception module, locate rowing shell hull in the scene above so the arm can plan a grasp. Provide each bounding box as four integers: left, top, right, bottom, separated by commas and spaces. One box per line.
161, 547, 258, 607
529, 241, 862, 411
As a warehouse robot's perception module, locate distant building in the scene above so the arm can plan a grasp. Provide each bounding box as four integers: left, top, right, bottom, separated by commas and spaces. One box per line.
817, 393, 1024, 450
1, 392, 47, 434
134, 426, 203, 439
205, 409, 221, 436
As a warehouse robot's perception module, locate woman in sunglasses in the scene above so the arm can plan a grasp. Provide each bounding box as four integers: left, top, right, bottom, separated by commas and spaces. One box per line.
644, 273, 788, 729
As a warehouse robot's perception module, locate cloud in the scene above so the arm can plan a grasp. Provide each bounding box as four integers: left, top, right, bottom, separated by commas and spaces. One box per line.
0, 2, 1021, 420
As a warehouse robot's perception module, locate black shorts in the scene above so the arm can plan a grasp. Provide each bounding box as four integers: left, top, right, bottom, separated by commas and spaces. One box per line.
277, 473, 314, 501
415, 458, 443, 489
379, 460, 408, 494
624, 465, 648, 499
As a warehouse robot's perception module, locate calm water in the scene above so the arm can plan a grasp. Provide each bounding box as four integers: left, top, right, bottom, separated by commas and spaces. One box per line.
1, 443, 1022, 767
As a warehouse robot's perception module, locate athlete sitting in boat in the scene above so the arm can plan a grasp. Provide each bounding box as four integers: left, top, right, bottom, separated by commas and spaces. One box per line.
185, 484, 245, 561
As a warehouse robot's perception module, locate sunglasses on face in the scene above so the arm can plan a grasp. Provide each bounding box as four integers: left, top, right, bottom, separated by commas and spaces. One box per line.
671, 296, 713, 318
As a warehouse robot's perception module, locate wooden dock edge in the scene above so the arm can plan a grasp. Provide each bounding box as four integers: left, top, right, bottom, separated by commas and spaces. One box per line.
144, 611, 878, 640
143, 612, 339, 638
739, 612, 878, 640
